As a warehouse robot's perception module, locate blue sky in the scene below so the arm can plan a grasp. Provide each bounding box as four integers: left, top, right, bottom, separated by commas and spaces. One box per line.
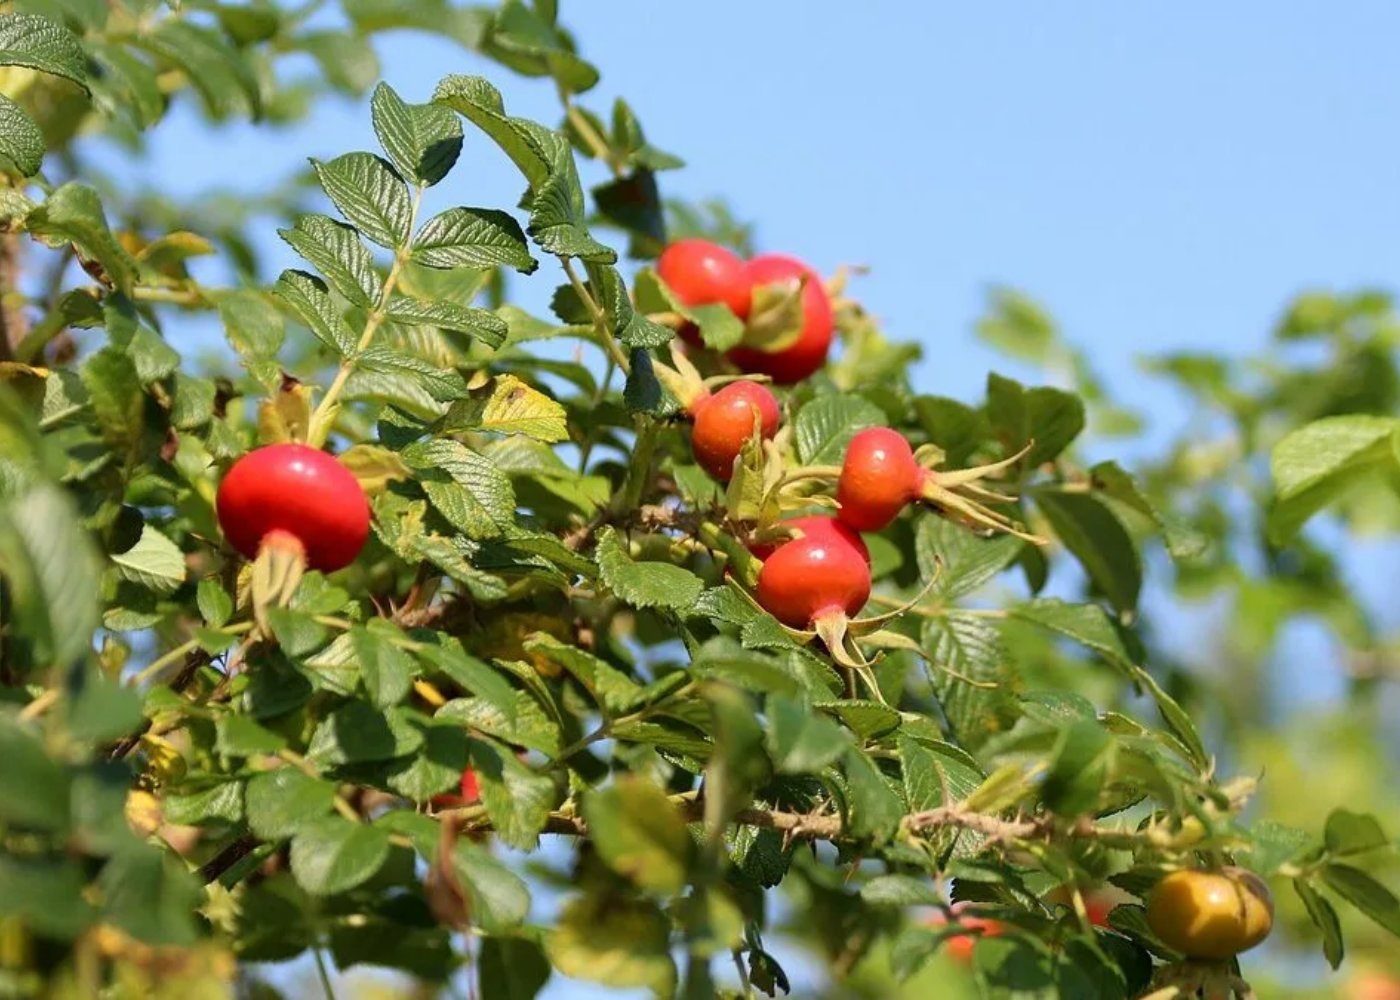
96, 2, 1400, 995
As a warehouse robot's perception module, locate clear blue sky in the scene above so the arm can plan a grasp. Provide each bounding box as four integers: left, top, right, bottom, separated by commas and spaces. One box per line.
91, 2, 1400, 995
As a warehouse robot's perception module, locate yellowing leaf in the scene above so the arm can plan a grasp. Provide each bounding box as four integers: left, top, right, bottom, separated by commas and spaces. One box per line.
443, 374, 569, 442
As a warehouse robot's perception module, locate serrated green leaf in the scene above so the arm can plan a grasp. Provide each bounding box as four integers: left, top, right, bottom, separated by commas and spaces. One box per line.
356, 346, 468, 402
412, 206, 537, 273
1268, 415, 1400, 544
437, 691, 559, 755
214, 715, 286, 757
278, 213, 382, 308
274, 270, 357, 355
843, 747, 902, 841
383, 296, 507, 348
816, 699, 900, 741
110, 524, 185, 594
795, 394, 885, 465
522, 632, 643, 714
0, 94, 44, 176
1033, 489, 1141, 616
0, 12, 87, 90
27, 183, 137, 294
1090, 460, 1207, 561
595, 527, 704, 611
312, 152, 413, 250
402, 438, 516, 538
245, 768, 337, 839
766, 693, 850, 774
290, 816, 391, 895
922, 611, 1017, 751
916, 514, 1023, 602
583, 776, 692, 893
371, 81, 463, 186
475, 740, 555, 850
306, 702, 425, 766
861, 874, 943, 906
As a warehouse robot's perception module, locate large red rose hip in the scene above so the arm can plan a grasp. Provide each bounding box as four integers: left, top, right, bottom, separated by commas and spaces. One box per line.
216, 443, 370, 572
755, 515, 871, 629
689, 380, 781, 480
727, 254, 834, 384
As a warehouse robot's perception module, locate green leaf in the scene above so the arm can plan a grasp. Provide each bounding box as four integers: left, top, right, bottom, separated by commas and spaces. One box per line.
861, 874, 943, 906
414, 641, 520, 720
66, 667, 141, 743
290, 816, 392, 895
795, 394, 885, 465
1089, 461, 1208, 561
1322, 864, 1400, 938
582, 777, 693, 893
274, 270, 357, 355
299, 31, 380, 96
437, 691, 560, 755
1032, 489, 1141, 616
383, 297, 507, 348
521, 633, 644, 714
0, 12, 88, 90
455, 838, 532, 932
1268, 415, 1400, 544
1012, 598, 1134, 674
766, 693, 850, 774
356, 347, 468, 402
162, 781, 245, 826
473, 739, 555, 850
219, 289, 287, 361
923, 611, 1017, 750
412, 206, 538, 273
0, 855, 92, 939
976, 287, 1058, 362
110, 524, 185, 594
98, 846, 200, 946
350, 625, 418, 709
278, 213, 382, 308
0, 94, 44, 176
916, 514, 1023, 601
402, 438, 516, 538
1041, 720, 1114, 816
442, 374, 568, 442
843, 747, 903, 841
0, 482, 101, 669
384, 721, 468, 802
136, 21, 261, 120
478, 937, 552, 1000
245, 768, 337, 839
985, 373, 1085, 466
595, 527, 704, 612
1294, 878, 1344, 969
196, 578, 233, 627
0, 716, 69, 831
1325, 809, 1390, 857
214, 715, 286, 757
546, 894, 677, 995
900, 736, 984, 813
817, 699, 901, 741
27, 183, 137, 293
306, 702, 425, 766
371, 81, 463, 187
312, 152, 413, 250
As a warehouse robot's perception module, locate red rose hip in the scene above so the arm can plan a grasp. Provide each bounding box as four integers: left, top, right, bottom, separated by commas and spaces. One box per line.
755, 515, 871, 629
727, 254, 834, 384
216, 443, 370, 572
837, 427, 924, 531
658, 239, 752, 344
690, 381, 781, 480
